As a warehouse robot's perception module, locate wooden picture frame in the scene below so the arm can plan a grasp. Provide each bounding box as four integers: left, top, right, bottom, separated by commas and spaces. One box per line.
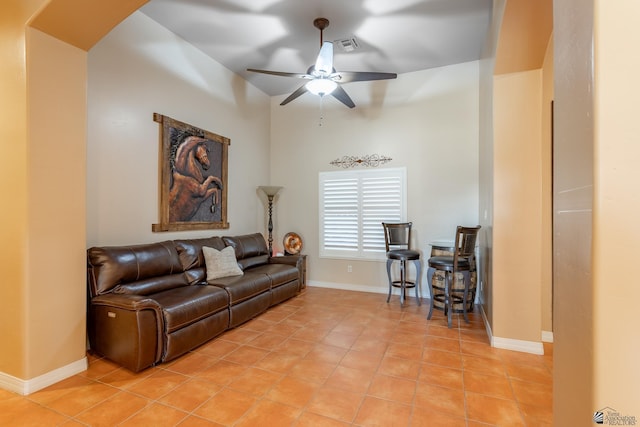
152, 113, 230, 232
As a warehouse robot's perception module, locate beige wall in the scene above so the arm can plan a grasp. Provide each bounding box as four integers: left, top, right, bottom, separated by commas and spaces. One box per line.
0, 0, 39, 380
269, 63, 480, 293
493, 70, 543, 344
87, 12, 271, 246
540, 36, 554, 335
553, 1, 595, 423
26, 27, 88, 377
592, 0, 640, 416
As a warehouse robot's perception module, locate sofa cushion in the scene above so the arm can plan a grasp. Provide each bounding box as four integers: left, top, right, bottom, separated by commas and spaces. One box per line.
203, 246, 244, 280
174, 237, 226, 285
222, 233, 270, 269
87, 241, 183, 296
113, 274, 189, 296
151, 285, 229, 334
247, 264, 299, 288
208, 271, 271, 305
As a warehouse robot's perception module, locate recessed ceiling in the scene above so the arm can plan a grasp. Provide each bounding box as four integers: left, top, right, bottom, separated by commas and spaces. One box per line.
140, 0, 493, 97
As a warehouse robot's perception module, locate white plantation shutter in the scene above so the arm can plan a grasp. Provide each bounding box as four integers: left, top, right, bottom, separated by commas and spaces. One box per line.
320, 167, 406, 260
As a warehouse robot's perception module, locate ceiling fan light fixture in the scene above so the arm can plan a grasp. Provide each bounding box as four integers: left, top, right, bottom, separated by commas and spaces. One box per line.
306, 78, 337, 96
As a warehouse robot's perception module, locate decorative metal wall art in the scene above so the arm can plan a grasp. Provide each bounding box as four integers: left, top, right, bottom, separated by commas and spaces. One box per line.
152, 113, 230, 232
330, 154, 392, 168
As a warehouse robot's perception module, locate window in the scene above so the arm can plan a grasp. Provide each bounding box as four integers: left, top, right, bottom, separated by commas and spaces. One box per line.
319, 167, 407, 260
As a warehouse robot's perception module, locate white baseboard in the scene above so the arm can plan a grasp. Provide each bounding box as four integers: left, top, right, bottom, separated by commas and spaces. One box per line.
480, 305, 545, 355
541, 330, 554, 343
0, 357, 87, 395
307, 280, 391, 295
492, 336, 544, 355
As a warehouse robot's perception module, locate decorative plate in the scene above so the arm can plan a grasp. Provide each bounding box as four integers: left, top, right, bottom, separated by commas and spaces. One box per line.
283, 232, 303, 255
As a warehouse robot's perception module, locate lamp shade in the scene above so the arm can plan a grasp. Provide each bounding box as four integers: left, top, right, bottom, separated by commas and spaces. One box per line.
258, 186, 283, 197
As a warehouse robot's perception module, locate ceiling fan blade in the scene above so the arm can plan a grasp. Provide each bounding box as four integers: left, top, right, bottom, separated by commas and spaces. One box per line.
280, 84, 309, 106
314, 42, 333, 75
333, 71, 397, 83
331, 85, 355, 109
247, 69, 313, 80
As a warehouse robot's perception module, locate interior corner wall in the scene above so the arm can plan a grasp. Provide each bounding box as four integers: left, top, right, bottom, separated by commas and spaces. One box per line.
86, 12, 272, 247
540, 35, 554, 336
492, 70, 543, 344
269, 62, 480, 293
25, 27, 89, 380
553, 0, 594, 423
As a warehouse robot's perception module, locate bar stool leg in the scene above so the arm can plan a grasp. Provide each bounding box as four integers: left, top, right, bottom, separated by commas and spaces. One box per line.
413, 259, 421, 306
386, 259, 393, 303
426, 267, 435, 319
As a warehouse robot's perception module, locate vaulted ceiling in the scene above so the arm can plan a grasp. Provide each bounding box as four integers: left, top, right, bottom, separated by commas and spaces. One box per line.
139, 0, 493, 96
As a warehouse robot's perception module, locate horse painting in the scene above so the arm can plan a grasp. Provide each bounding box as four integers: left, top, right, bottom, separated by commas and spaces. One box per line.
169, 136, 223, 222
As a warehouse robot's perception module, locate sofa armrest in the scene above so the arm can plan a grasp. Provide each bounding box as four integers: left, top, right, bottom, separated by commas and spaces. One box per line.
89, 294, 164, 372
269, 255, 304, 286
268, 255, 302, 268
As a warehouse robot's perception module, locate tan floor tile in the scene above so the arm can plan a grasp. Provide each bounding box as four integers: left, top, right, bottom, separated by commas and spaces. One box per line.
46, 381, 120, 417
222, 344, 270, 366
125, 369, 189, 400
296, 411, 352, 427
74, 390, 149, 426
0, 397, 70, 426
462, 354, 508, 377
386, 342, 424, 361
463, 370, 515, 400
421, 348, 463, 369
419, 364, 464, 390
194, 388, 257, 425
510, 379, 553, 407
119, 402, 188, 426
6, 287, 553, 427
354, 396, 412, 426
324, 365, 373, 393
247, 331, 290, 350
158, 378, 222, 411
465, 392, 525, 426
235, 399, 301, 427
414, 383, 465, 417
410, 409, 467, 427
289, 358, 337, 383
253, 349, 302, 373
368, 373, 417, 403
340, 348, 384, 373
321, 331, 360, 349
304, 343, 348, 364
165, 351, 217, 376
425, 336, 461, 353
176, 415, 225, 426
505, 361, 553, 384
378, 355, 422, 380
265, 375, 320, 408
306, 386, 363, 422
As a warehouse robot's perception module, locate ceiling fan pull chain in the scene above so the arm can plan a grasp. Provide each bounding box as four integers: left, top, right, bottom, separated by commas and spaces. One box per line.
318, 96, 325, 126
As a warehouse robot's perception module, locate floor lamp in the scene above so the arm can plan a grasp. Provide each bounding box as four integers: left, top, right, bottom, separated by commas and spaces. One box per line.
258, 186, 282, 256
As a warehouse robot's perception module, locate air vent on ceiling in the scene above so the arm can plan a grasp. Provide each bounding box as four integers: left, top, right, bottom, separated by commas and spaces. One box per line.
334, 37, 359, 52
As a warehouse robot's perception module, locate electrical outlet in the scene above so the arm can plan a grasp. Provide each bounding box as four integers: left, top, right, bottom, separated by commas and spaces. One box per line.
347, 265, 352, 273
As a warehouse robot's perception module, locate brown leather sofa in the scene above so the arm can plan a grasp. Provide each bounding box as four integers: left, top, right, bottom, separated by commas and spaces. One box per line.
87, 233, 302, 372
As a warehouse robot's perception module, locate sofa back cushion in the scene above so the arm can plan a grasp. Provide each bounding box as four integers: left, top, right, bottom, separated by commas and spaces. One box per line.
87, 241, 186, 296
173, 237, 226, 284
222, 233, 269, 270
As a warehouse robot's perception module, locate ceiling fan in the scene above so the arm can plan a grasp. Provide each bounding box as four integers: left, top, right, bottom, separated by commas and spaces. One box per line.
247, 18, 397, 109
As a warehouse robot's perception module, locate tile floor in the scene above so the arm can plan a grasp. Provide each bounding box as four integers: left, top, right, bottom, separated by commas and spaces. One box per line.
0, 287, 553, 426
